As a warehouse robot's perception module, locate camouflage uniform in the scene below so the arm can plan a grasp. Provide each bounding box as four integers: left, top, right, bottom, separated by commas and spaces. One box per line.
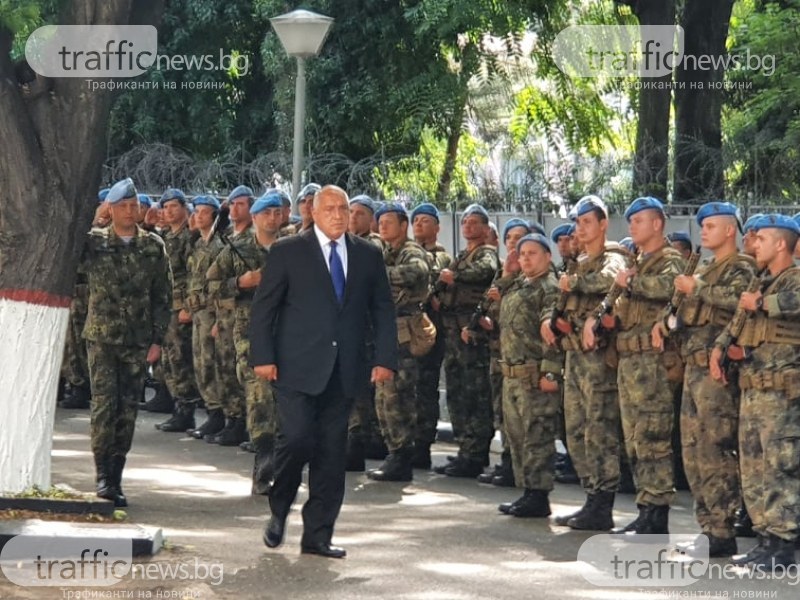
61, 262, 90, 390
160, 224, 199, 401
186, 234, 227, 411
666, 252, 757, 538
553, 243, 628, 495
81, 226, 171, 459
438, 244, 498, 469
614, 245, 685, 507
414, 243, 452, 457
206, 229, 274, 442
715, 266, 800, 543
499, 272, 563, 491
374, 240, 430, 452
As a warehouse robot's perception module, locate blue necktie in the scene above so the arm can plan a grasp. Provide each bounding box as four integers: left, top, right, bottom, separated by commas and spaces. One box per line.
329, 240, 345, 304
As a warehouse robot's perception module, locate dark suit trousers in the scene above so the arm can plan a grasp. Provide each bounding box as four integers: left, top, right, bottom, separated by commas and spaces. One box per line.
269, 365, 354, 546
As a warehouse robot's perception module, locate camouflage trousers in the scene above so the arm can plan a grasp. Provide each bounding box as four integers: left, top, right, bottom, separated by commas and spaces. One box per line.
215, 306, 246, 418
192, 308, 221, 409
680, 362, 741, 538
61, 287, 89, 388
375, 343, 417, 452
739, 379, 800, 542
414, 330, 444, 449
162, 311, 198, 400
489, 344, 505, 433
86, 342, 146, 458
563, 349, 620, 494
348, 342, 383, 447
233, 304, 275, 441
502, 375, 558, 491
441, 314, 494, 462
618, 350, 676, 506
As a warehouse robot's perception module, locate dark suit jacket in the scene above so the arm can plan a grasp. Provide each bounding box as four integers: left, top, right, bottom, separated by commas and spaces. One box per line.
248, 228, 398, 398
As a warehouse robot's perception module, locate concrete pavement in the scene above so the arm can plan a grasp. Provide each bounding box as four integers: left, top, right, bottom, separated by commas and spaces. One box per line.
0, 406, 797, 600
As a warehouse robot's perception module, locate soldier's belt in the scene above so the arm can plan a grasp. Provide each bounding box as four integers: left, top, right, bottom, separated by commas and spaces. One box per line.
499, 361, 539, 379
739, 369, 800, 392
616, 332, 654, 354
185, 294, 207, 312
215, 298, 236, 311
685, 349, 710, 368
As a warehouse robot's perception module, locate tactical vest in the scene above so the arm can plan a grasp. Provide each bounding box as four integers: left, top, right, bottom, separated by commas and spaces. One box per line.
387, 240, 430, 313
679, 253, 756, 329
737, 267, 800, 347
616, 246, 683, 331
563, 243, 630, 322
440, 244, 497, 311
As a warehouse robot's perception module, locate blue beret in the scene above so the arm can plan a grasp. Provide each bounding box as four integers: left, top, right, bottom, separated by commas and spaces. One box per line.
550, 223, 572, 242
751, 214, 800, 236
516, 233, 551, 254
375, 201, 407, 222
696, 201, 740, 227
667, 231, 691, 245
624, 196, 665, 221
372, 200, 386, 214
529, 221, 546, 237
502, 218, 532, 241
297, 183, 321, 203
186, 202, 195, 215
159, 188, 186, 207
743, 213, 764, 234
574, 195, 607, 219
193, 195, 220, 211
567, 224, 576, 236
462, 203, 489, 222
98, 188, 110, 203
349, 194, 375, 213
251, 191, 284, 215
794, 213, 800, 226
106, 178, 137, 204
619, 237, 637, 253
411, 203, 439, 223
228, 185, 254, 202
137, 193, 151, 208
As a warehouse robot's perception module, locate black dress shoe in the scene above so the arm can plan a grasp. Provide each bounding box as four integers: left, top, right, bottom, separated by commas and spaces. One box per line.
263, 516, 286, 548
301, 542, 347, 559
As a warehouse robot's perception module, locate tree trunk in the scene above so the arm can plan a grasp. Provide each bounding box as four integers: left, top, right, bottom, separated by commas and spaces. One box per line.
0, 0, 164, 493
436, 95, 467, 205
673, 0, 735, 203
624, 0, 676, 199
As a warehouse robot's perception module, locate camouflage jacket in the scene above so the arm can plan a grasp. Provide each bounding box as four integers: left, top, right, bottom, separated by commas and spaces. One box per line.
422, 242, 453, 286
384, 239, 431, 314
81, 226, 171, 347
440, 244, 499, 313
499, 272, 564, 375
206, 229, 271, 306
186, 234, 226, 313
358, 231, 385, 251
676, 252, 757, 358
160, 222, 196, 311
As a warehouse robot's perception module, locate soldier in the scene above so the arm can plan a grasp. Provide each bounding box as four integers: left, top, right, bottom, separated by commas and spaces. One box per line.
667, 231, 693, 260
153, 189, 199, 424
710, 214, 800, 569
278, 192, 297, 238
344, 194, 386, 469
653, 202, 756, 556
551, 223, 574, 275
741, 214, 763, 258
589, 197, 686, 534
433, 204, 498, 477
367, 203, 431, 481
541, 195, 628, 530
793, 213, 800, 259
411, 203, 452, 469
471, 218, 532, 487
81, 178, 171, 506
487, 222, 499, 248
208, 190, 282, 493
296, 183, 320, 233
496, 234, 563, 517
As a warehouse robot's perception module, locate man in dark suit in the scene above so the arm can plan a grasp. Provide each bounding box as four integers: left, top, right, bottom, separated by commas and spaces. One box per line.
249, 184, 398, 558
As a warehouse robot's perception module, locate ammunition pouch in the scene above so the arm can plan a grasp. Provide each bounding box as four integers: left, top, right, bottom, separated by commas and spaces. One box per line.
500, 361, 539, 380
684, 349, 710, 368
738, 314, 800, 347
397, 313, 437, 357
618, 297, 662, 331
215, 297, 236, 311
616, 332, 654, 354
679, 296, 733, 329
739, 369, 800, 392
185, 293, 207, 313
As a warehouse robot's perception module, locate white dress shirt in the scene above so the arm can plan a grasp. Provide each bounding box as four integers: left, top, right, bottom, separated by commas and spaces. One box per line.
314, 225, 348, 278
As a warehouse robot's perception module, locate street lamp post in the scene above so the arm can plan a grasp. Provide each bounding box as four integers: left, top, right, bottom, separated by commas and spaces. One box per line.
270, 9, 334, 205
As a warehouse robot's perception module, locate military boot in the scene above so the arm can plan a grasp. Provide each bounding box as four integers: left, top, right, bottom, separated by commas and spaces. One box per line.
251, 435, 275, 496
506, 489, 551, 518
731, 535, 770, 566
477, 451, 514, 486
213, 416, 248, 446
554, 452, 580, 485
156, 400, 195, 432
345, 436, 366, 472
554, 494, 593, 526
442, 456, 484, 478
411, 444, 432, 470
748, 534, 797, 570
568, 490, 615, 531
240, 437, 255, 453
61, 384, 91, 409
189, 408, 225, 439
108, 455, 128, 508
94, 456, 116, 503
635, 504, 669, 535
366, 448, 413, 482
364, 437, 388, 460
611, 504, 646, 534
143, 383, 175, 414
734, 506, 756, 538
